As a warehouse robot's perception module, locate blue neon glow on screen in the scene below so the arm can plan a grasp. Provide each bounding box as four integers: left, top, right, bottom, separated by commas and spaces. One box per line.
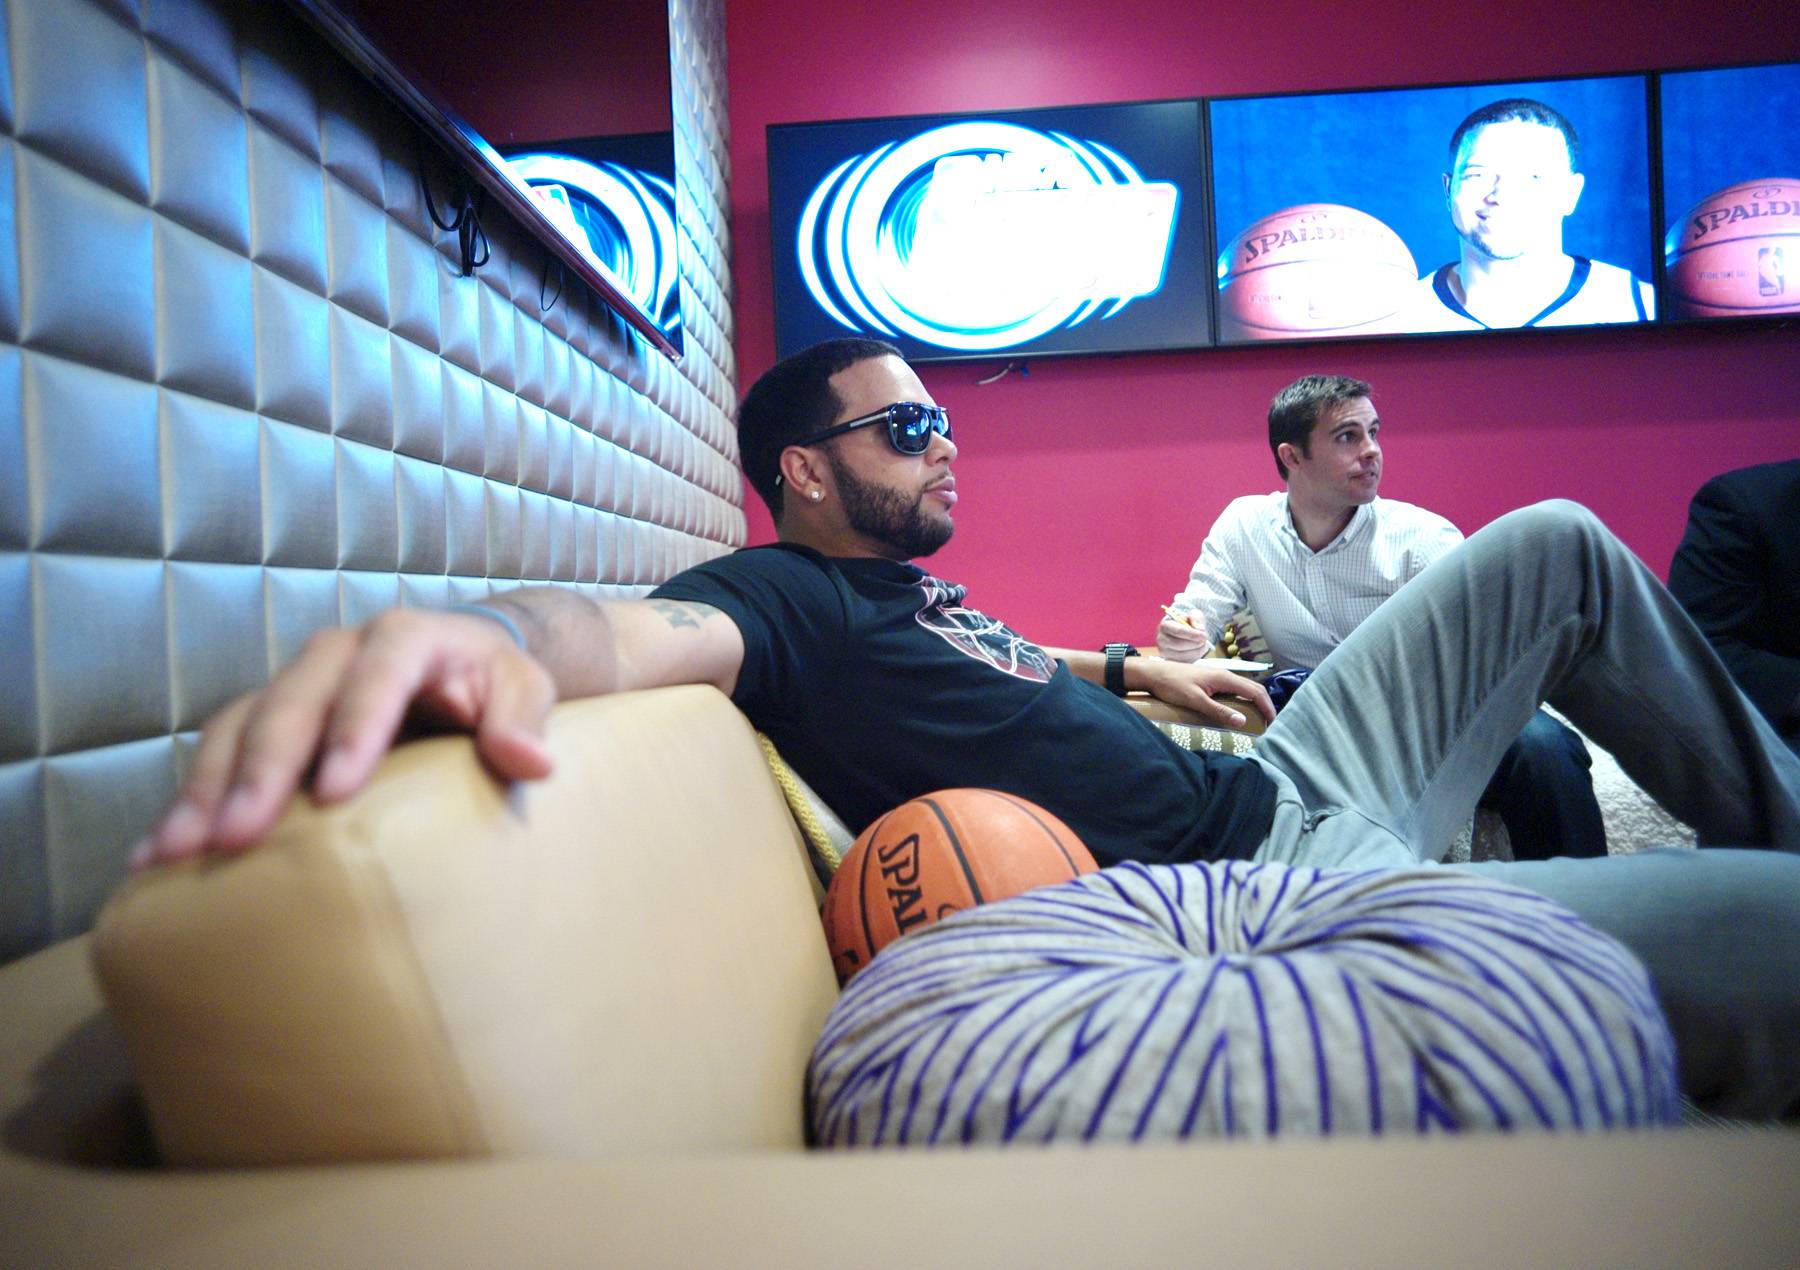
1658, 62, 1800, 323
1208, 76, 1655, 342
767, 101, 1211, 361
500, 133, 683, 343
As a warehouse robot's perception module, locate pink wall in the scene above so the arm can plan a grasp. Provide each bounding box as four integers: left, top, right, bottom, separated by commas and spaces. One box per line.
357, 1, 672, 141
725, 0, 1799, 649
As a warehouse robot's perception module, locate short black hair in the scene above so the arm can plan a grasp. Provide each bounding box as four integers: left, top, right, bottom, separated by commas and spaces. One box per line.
1267, 374, 1373, 480
1448, 98, 1580, 173
736, 338, 903, 523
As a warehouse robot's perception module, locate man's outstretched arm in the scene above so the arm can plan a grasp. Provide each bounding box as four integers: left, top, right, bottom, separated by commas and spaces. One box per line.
133, 591, 746, 868
1049, 648, 1274, 730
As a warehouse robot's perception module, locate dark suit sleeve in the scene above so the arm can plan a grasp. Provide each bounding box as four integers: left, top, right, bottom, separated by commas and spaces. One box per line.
1668, 475, 1800, 729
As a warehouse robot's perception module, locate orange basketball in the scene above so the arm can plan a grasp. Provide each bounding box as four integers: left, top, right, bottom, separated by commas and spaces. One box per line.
821, 789, 1098, 985
1664, 178, 1800, 318
1217, 202, 1418, 340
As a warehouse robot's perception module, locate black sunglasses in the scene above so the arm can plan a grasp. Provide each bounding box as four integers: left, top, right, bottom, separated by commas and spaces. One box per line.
794, 402, 953, 457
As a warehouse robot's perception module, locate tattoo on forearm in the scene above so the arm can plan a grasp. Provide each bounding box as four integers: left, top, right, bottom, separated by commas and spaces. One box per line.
651, 600, 704, 631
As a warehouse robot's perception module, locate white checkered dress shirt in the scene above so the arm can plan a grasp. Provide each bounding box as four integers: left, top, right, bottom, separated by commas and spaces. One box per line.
1160, 493, 1463, 672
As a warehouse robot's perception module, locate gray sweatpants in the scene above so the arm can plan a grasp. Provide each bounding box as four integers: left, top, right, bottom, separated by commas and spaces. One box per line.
1247, 500, 1800, 1118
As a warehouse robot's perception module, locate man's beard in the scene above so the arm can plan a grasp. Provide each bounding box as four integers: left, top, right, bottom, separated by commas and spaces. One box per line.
825, 449, 953, 560
1462, 229, 1525, 262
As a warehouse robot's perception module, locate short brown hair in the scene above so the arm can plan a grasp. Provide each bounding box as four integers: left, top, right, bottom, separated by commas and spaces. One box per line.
1267, 375, 1372, 480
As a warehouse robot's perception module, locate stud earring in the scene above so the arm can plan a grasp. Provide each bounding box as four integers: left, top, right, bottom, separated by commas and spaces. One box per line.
810, 489, 823, 501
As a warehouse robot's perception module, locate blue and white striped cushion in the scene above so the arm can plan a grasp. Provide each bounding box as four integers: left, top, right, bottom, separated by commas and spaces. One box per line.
809, 861, 1680, 1145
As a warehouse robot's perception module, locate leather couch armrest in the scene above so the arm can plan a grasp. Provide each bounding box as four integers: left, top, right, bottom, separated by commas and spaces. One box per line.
90, 686, 839, 1166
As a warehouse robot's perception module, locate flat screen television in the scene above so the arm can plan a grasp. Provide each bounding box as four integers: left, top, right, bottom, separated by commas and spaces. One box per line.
766, 100, 1212, 362
1207, 75, 1657, 344
1658, 61, 1800, 324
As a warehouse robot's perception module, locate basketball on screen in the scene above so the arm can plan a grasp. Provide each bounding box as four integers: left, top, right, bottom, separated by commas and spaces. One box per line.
1665, 179, 1800, 319
1218, 203, 1418, 340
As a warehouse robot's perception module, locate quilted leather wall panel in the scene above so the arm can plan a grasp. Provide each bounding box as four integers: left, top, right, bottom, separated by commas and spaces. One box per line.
0, 0, 742, 961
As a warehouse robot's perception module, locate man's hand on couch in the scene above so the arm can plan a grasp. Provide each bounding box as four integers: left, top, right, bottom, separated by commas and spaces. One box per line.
131, 609, 560, 870
130, 593, 749, 870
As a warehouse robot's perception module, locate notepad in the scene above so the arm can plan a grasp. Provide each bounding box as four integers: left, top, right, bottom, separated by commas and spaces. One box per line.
1208, 658, 1274, 675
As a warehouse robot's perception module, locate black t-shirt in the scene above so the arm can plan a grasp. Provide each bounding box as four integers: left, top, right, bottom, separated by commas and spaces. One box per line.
652, 544, 1276, 866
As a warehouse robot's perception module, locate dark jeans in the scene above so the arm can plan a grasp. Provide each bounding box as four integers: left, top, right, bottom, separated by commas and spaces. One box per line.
1479, 708, 1607, 859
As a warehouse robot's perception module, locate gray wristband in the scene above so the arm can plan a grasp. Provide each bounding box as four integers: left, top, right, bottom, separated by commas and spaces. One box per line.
443, 603, 527, 649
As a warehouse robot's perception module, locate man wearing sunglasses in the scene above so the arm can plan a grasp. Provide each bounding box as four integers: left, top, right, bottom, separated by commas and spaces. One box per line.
138, 337, 1800, 1119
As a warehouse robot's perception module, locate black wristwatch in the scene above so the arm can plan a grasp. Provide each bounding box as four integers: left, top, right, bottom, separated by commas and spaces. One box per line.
1102, 642, 1139, 696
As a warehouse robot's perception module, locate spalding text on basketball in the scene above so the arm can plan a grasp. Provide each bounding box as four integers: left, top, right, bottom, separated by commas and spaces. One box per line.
1241, 224, 1395, 263
878, 834, 928, 934
1690, 198, 1797, 240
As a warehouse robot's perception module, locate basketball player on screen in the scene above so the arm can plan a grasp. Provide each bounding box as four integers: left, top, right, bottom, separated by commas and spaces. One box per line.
1399, 98, 1655, 331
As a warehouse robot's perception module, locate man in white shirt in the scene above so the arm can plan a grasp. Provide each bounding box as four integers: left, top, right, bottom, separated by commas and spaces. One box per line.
1394, 98, 1654, 333
1157, 374, 1606, 860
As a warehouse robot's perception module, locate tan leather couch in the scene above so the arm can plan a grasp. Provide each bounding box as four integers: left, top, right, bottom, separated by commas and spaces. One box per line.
3, 686, 1796, 1265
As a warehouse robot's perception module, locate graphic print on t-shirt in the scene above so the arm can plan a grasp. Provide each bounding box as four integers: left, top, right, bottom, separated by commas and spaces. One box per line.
915, 575, 1057, 682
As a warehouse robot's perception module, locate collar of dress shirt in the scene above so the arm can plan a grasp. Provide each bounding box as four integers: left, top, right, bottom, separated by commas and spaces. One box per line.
1276, 494, 1376, 556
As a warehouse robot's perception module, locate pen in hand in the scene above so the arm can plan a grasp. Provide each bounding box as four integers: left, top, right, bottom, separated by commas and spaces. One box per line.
1159, 604, 1201, 631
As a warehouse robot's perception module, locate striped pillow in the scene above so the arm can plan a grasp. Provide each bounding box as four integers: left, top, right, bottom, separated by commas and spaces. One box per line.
809, 860, 1679, 1145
